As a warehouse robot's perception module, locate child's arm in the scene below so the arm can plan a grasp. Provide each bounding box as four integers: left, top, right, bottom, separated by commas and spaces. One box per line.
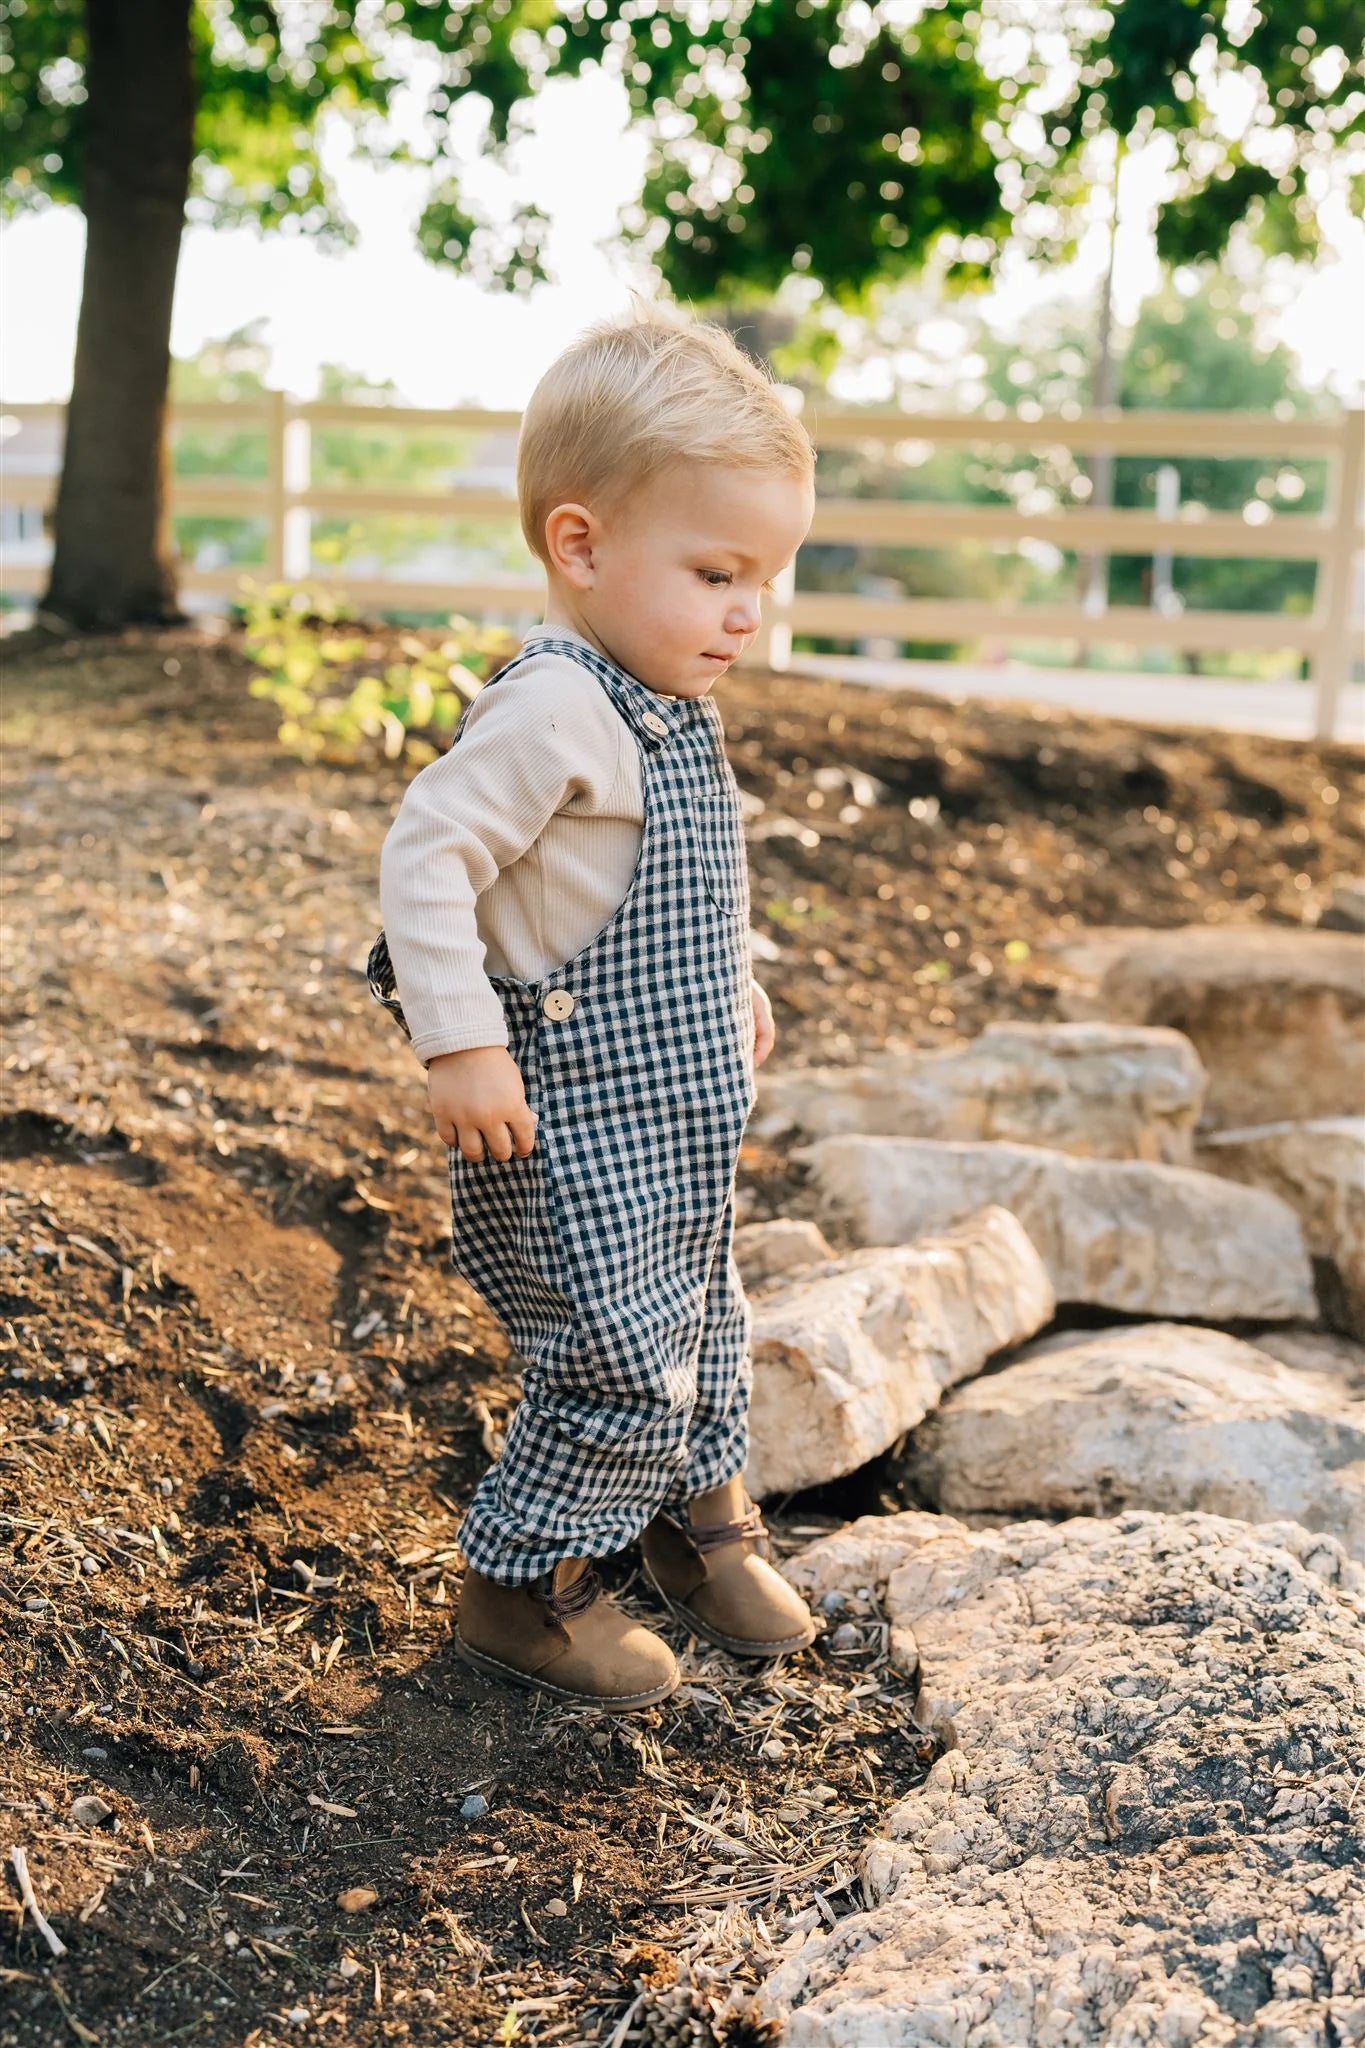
752, 981, 776, 1068
378, 661, 626, 1157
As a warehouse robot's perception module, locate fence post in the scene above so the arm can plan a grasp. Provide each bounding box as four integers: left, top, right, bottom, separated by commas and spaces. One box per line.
1313, 409, 1365, 745
746, 557, 795, 673
264, 388, 286, 579
282, 404, 312, 581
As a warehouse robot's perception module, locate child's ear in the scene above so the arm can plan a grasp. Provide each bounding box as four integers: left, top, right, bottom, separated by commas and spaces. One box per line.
543, 502, 596, 589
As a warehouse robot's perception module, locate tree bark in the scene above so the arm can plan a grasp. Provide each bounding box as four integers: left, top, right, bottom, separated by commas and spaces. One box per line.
42, 0, 195, 630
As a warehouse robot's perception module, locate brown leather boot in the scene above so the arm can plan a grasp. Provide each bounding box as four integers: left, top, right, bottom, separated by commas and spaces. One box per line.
640, 1477, 816, 1658
456, 1559, 679, 1711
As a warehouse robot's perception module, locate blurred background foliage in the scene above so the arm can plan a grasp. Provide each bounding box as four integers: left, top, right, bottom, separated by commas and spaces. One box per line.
161, 263, 1334, 679
240, 579, 513, 764
6, 0, 1357, 297
799, 270, 1330, 661
170, 324, 529, 587
1, 0, 1360, 635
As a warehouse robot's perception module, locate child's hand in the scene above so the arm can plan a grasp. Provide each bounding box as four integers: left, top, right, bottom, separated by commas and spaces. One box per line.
752, 981, 776, 1069
427, 1046, 538, 1162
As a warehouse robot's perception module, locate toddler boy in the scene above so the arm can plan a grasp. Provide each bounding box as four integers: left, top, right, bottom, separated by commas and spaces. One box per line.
373, 309, 817, 1709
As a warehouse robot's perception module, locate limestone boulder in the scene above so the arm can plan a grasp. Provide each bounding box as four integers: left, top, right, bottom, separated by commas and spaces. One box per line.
1253, 1325, 1365, 1399
732, 1218, 833, 1290
1199, 1117, 1365, 1338
1051, 924, 1365, 1125
743, 1207, 1053, 1499
764, 1510, 1364, 2047
754, 1021, 1206, 1164
802, 1134, 1316, 1322
903, 1323, 1365, 1555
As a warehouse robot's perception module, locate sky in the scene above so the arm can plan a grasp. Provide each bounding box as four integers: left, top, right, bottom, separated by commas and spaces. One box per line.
2, 61, 1362, 410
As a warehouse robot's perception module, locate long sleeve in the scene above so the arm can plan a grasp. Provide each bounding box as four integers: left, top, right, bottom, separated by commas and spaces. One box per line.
378, 654, 632, 1063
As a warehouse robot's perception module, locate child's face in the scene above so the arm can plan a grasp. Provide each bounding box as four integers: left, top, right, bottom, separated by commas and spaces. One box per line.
550, 462, 814, 699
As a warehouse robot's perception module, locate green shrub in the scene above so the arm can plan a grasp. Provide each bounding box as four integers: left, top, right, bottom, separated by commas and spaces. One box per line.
241, 580, 517, 764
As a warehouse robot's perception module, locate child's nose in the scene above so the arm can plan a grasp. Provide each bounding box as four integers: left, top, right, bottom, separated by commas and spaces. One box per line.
726, 591, 761, 636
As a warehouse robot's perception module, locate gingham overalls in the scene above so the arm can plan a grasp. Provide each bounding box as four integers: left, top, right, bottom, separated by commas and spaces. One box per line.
370, 636, 757, 1585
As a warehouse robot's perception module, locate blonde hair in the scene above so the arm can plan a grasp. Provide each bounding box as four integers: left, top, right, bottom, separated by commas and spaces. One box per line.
517, 306, 814, 563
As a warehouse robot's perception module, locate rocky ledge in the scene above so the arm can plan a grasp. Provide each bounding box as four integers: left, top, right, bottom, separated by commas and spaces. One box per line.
759, 1510, 1364, 2048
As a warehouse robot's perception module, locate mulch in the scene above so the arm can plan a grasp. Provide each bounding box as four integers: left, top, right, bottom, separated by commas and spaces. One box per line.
1, 626, 1360, 2047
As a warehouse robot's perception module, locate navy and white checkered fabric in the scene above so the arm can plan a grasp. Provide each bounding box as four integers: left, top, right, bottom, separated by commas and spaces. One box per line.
376, 635, 758, 1585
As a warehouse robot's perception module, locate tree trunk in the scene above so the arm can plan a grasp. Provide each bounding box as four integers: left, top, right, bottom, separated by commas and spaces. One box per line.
42, 0, 195, 630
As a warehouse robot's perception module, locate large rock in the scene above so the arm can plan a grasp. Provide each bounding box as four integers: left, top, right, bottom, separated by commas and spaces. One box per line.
1051, 924, 1365, 1126
1253, 1325, 1365, 1399
733, 1218, 834, 1289
903, 1323, 1365, 1555
1199, 1117, 1365, 1339
764, 1510, 1365, 2047
744, 1207, 1054, 1499
802, 1134, 1316, 1322
755, 1021, 1206, 1164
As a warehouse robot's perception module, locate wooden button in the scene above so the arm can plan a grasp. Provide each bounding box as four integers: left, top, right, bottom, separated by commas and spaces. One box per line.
542, 989, 576, 1021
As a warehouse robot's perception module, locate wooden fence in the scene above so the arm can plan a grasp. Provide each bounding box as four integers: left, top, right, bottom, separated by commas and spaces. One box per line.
2, 397, 1361, 740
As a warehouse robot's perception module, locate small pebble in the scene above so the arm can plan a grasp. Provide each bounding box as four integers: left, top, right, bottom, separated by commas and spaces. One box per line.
285, 2009, 310, 2027
223, 1930, 240, 1949
338, 1956, 362, 1980
544, 1898, 569, 1918
80, 1556, 101, 1576
159, 1477, 174, 1496
820, 1591, 846, 1616
460, 1793, 490, 1820
760, 1738, 787, 1761
830, 1623, 860, 1651
82, 1747, 109, 1762
25, 1597, 50, 1612
69, 1795, 114, 1828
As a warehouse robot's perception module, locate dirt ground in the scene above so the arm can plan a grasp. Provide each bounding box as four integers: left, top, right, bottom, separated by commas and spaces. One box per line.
2, 629, 1361, 2048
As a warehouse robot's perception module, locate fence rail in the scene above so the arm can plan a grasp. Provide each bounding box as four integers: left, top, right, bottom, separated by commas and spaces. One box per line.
2, 396, 1361, 740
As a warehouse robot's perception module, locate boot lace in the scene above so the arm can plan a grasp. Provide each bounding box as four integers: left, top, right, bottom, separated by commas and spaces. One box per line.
540, 1565, 603, 1621
687, 1504, 768, 1556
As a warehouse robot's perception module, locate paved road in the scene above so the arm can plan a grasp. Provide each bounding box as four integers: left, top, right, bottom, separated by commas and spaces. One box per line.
788, 652, 1365, 746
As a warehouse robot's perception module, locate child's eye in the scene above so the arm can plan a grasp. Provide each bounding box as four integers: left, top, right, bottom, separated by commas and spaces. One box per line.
697, 569, 731, 587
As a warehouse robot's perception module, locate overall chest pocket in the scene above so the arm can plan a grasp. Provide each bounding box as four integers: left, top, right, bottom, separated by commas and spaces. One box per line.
697, 766, 750, 920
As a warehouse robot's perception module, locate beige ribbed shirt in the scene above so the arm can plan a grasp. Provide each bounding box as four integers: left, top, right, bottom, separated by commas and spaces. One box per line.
378, 626, 646, 1063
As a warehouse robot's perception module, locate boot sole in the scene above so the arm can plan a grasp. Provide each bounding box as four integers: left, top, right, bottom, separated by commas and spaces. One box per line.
454, 1633, 680, 1712
642, 1564, 817, 1660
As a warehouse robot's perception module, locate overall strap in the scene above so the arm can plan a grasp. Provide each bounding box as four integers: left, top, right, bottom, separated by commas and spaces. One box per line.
488, 634, 687, 757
